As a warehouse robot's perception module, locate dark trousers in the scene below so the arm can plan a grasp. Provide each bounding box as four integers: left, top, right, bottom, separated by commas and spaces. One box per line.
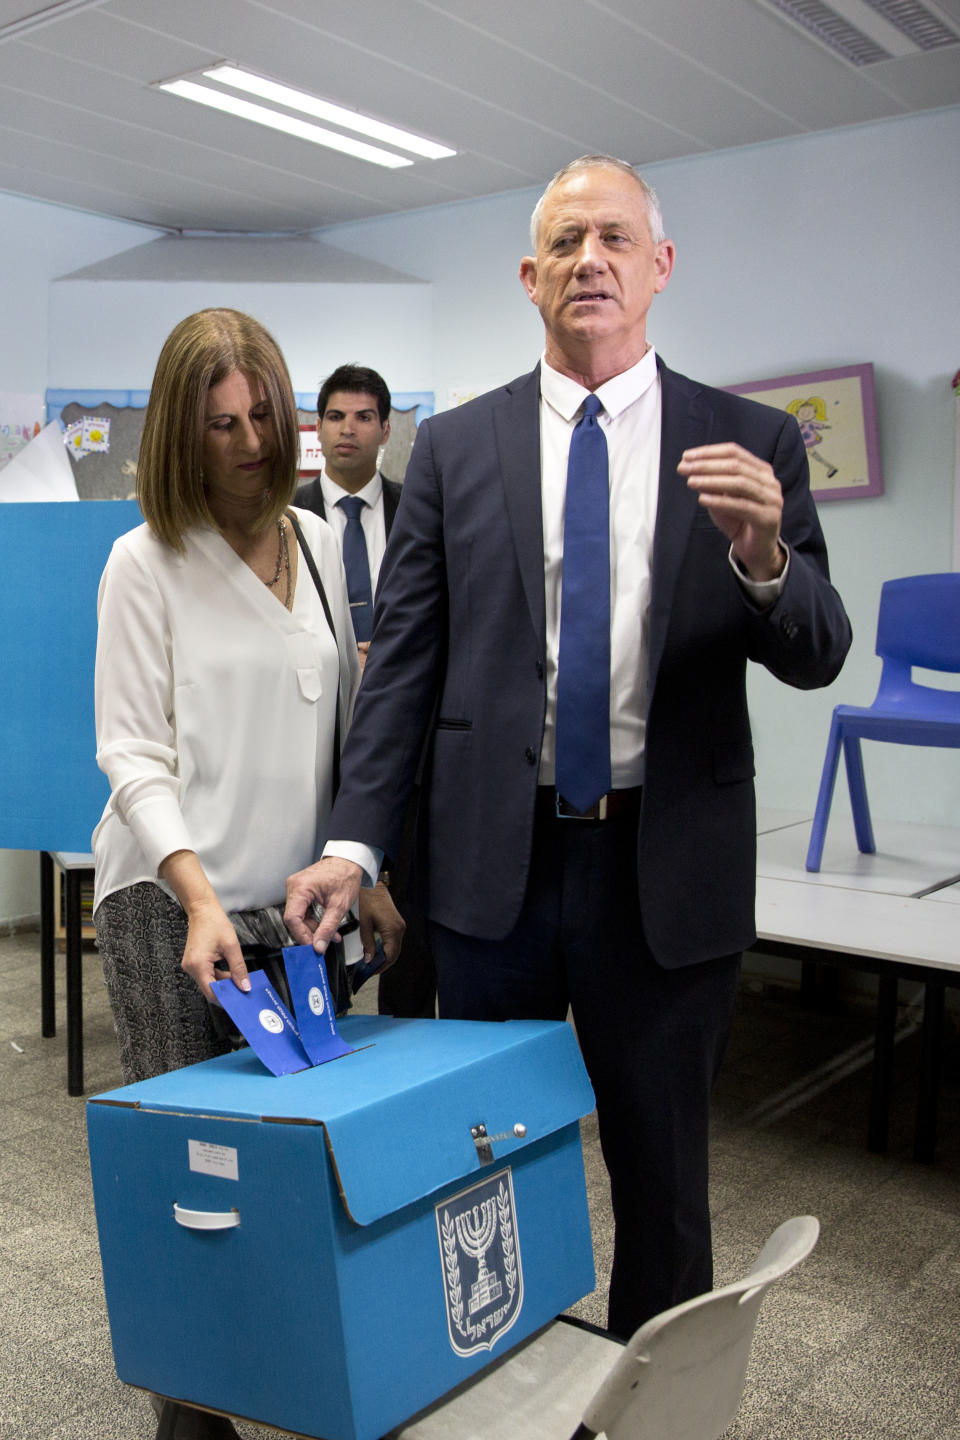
378, 783, 437, 1019
430, 791, 740, 1339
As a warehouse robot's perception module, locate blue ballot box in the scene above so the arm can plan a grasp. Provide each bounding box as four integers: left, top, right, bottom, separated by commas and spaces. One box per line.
87, 1015, 596, 1440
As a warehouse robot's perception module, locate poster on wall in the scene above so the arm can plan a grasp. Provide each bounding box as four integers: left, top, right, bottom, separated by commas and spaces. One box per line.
725, 363, 883, 502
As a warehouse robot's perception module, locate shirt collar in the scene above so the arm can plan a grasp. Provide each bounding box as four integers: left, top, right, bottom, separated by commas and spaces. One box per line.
540, 347, 659, 422
320, 468, 383, 511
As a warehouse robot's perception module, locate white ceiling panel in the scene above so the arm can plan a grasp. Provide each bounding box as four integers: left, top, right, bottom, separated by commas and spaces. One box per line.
0, 0, 955, 232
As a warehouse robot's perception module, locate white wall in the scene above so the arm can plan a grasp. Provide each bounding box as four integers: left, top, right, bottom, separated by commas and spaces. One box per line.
49, 282, 433, 398
0, 192, 161, 395
2, 106, 958, 920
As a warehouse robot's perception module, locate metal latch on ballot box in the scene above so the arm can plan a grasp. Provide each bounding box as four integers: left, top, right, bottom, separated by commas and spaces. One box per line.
470, 1121, 527, 1165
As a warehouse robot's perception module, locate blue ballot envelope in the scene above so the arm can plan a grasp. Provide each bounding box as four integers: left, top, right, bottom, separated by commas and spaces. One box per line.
86, 1015, 596, 1440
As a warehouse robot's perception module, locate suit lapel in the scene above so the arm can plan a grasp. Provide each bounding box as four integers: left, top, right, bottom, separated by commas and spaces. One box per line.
647, 361, 715, 694
493, 367, 546, 645
381, 476, 400, 536
309, 479, 327, 521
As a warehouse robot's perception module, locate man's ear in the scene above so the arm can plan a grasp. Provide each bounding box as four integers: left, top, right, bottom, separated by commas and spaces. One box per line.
381, 418, 391, 446
519, 256, 538, 305
653, 240, 676, 294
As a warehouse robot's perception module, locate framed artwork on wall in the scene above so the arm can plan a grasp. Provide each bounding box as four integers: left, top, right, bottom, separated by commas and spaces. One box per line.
725, 363, 883, 501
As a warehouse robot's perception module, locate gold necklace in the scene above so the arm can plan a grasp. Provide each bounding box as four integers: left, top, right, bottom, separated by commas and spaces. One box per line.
266, 516, 292, 608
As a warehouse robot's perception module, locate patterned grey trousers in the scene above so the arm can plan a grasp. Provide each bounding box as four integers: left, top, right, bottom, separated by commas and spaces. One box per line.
95, 881, 302, 1085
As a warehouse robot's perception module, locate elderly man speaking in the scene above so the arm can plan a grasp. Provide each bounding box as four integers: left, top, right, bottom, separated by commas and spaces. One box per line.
286, 155, 851, 1338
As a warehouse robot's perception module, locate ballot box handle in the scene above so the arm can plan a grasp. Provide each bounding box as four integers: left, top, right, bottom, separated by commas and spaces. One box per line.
173, 1203, 240, 1231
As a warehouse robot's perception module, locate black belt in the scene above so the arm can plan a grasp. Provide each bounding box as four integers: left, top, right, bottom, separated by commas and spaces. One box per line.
536, 786, 642, 821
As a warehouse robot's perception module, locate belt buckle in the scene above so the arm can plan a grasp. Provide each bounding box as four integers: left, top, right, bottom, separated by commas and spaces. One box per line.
555, 793, 607, 821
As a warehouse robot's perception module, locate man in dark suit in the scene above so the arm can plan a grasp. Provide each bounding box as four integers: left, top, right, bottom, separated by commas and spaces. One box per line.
296, 364, 435, 1018
286, 157, 851, 1335
295, 364, 401, 653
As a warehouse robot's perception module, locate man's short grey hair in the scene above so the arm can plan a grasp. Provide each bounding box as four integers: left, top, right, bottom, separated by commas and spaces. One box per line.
529, 155, 666, 250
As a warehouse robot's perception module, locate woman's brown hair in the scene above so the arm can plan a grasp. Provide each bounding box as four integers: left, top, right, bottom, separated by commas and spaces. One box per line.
137, 308, 300, 550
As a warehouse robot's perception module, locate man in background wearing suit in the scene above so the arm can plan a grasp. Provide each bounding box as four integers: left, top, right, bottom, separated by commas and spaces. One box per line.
286, 157, 851, 1335
296, 363, 400, 662
296, 364, 435, 1019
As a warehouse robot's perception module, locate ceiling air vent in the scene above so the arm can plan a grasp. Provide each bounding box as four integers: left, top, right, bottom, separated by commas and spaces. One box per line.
760, 0, 959, 63
862, 0, 959, 49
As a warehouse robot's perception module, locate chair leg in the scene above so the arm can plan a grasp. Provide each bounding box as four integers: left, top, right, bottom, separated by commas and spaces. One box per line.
805, 716, 843, 871
842, 736, 876, 855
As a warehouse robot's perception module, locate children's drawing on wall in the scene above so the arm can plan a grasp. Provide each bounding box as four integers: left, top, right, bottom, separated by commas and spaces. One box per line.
786, 395, 838, 479
0, 393, 44, 471
725, 363, 883, 502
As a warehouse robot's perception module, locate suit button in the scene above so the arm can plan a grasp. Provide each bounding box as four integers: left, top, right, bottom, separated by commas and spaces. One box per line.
779, 615, 799, 642
524, 747, 537, 765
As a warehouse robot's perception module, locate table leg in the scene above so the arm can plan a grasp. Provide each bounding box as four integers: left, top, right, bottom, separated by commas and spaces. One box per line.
40, 851, 55, 1037
868, 972, 898, 1153
65, 869, 84, 1096
914, 981, 944, 1165
800, 959, 818, 1006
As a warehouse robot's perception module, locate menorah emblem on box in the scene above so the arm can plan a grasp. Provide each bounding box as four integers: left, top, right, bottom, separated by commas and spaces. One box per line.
436, 1168, 524, 1356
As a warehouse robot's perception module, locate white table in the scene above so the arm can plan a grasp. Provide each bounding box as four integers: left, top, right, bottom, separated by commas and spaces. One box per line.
755, 811, 960, 1161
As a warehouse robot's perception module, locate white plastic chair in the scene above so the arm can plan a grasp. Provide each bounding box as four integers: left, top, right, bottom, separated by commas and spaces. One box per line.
388, 1215, 819, 1440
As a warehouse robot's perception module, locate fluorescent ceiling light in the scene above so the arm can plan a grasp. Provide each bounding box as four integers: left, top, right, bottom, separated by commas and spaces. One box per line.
156, 65, 456, 169
158, 80, 412, 167
206, 64, 456, 161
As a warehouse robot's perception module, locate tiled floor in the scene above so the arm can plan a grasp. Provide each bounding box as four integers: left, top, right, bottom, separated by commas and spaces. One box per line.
2, 928, 959, 1439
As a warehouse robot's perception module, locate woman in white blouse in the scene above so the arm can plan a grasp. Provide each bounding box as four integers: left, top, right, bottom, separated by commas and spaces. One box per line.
93, 309, 401, 1097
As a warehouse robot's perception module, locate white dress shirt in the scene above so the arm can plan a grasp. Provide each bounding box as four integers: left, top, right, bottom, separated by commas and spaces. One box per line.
320, 469, 389, 593
93, 511, 360, 913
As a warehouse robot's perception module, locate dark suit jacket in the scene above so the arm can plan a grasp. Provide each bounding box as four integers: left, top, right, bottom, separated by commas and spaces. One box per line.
294, 473, 403, 532
327, 360, 852, 967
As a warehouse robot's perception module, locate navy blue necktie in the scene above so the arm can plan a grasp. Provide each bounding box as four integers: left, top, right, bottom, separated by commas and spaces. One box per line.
337, 496, 373, 643
555, 394, 611, 814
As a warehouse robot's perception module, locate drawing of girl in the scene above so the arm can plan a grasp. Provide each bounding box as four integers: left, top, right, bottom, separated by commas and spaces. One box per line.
786, 396, 838, 478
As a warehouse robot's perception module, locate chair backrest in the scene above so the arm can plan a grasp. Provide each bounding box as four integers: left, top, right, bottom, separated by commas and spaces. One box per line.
876, 574, 960, 676
581, 1216, 820, 1440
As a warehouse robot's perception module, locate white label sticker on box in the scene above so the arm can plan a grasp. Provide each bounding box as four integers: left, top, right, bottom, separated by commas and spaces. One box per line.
188, 1139, 239, 1182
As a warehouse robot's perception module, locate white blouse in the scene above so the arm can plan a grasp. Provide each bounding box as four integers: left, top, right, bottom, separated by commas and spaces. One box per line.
92, 508, 360, 915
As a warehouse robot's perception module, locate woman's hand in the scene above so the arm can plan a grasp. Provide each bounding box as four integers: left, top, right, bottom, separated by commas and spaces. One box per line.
159, 849, 250, 1003
181, 899, 249, 1004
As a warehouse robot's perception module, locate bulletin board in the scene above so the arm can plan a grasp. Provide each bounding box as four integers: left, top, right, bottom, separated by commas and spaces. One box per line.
46, 390, 149, 500
48, 389, 434, 495
0, 500, 141, 851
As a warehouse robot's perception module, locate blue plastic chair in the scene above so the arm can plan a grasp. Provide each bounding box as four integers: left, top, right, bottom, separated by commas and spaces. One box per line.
806, 574, 960, 871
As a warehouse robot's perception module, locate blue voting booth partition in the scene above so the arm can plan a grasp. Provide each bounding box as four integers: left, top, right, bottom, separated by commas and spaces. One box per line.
1, 501, 141, 1093
0, 501, 141, 852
